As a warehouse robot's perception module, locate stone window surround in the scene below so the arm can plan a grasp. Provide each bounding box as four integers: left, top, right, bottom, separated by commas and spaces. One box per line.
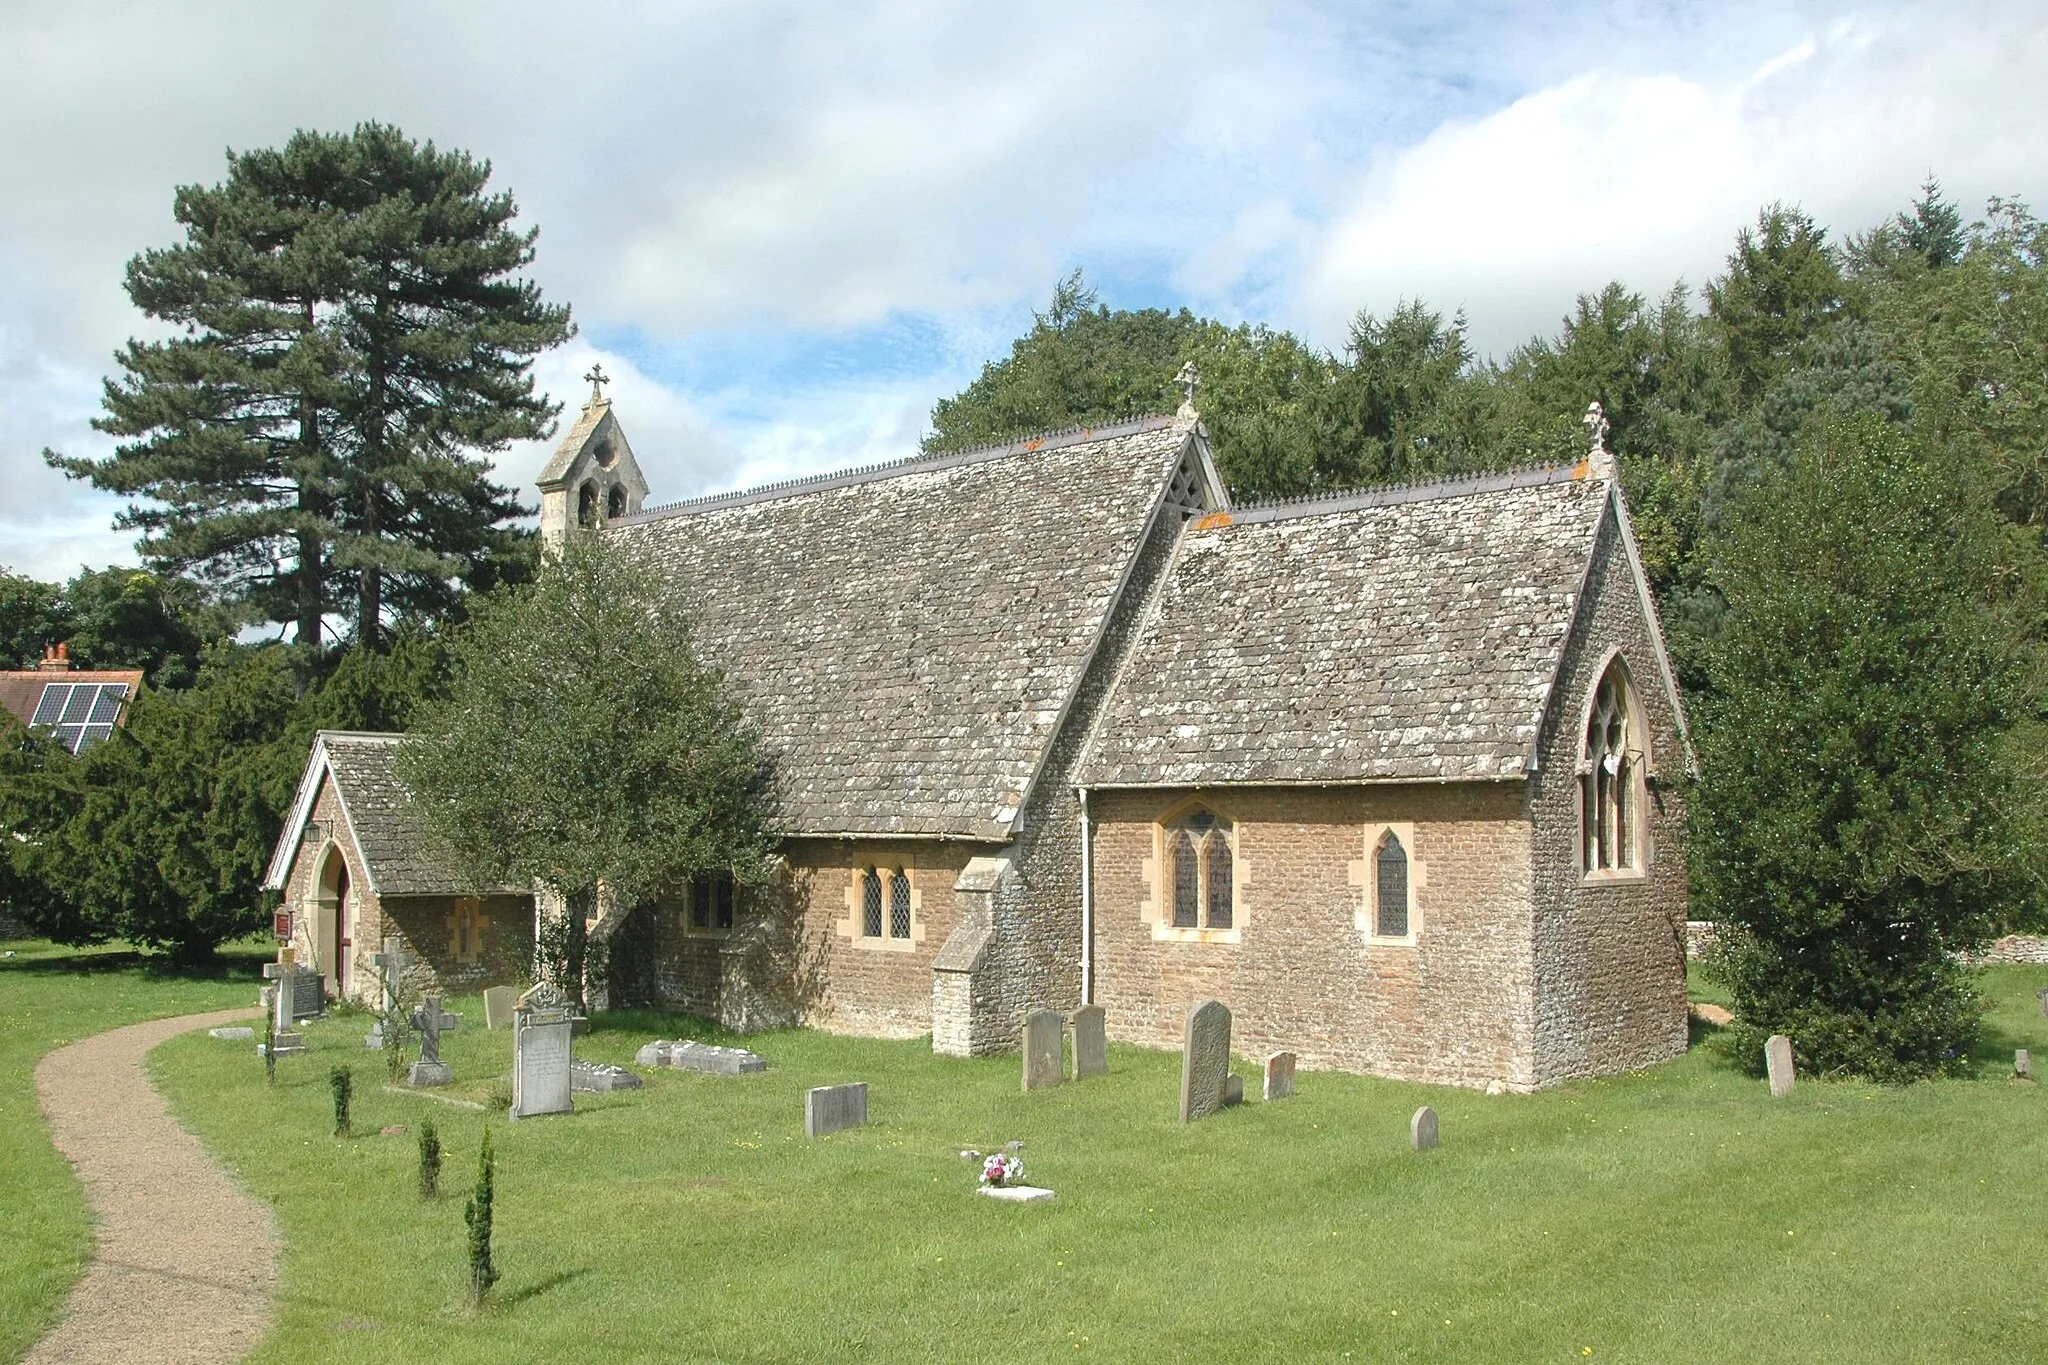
682, 871, 739, 938
1140, 796, 1246, 945
448, 895, 488, 964
837, 857, 926, 953
1351, 821, 1425, 947
1575, 647, 1653, 886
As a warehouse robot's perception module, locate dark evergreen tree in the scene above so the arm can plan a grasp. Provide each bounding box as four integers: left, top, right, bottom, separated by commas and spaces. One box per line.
1691, 417, 2033, 1080
1704, 203, 1845, 407
51, 123, 571, 650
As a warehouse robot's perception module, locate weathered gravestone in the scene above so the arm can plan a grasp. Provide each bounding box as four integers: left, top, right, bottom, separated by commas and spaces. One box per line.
483, 985, 517, 1031
1765, 1034, 1796, 1098
261, 952, 314, 1056
570, 1061, 643, 1093
364, 938, 411, 1049
407, 996, 461, 1087
667, 1040, 768, 1075
1067, 1005, 1107, 1080
1022, 1010, 1064, 1091
1223, 1073, 1245, 1106
1411, 1106, 1439, 1151
2038, 987, 2048, 1020
1263, 1051, 1296, 1101
2017, 1049, 2034, 1080
805, 1082, 869, 1137
509, 986, 575, 1120
1178, 999, 1232, 1123
208, 1026, 254, 1041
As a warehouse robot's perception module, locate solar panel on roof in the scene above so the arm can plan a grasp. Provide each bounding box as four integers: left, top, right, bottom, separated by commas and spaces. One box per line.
28, 682, 132, 754
76, 723, 116, 751
58, 687, 96, 725
87, 685, 127, 724
30, 683, 70, 728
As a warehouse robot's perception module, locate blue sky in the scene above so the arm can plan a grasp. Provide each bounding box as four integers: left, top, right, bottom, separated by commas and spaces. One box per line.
3, 1, 2044, 581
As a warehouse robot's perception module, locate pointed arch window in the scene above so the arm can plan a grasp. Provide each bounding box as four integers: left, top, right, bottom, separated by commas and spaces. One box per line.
861, 868, 884, 937
888, 870, 912, 940
1167, 808, 1234, 931
606, 484, 627, 519
1581, 660, 1646, 875
577, 480, 599, 528
1374, 834, 1409, 938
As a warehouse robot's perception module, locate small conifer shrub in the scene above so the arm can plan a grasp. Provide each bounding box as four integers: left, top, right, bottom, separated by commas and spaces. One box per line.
329, 1066, 352, 1137
463, 1128, 499, 1305
418, 1120, 441, 1199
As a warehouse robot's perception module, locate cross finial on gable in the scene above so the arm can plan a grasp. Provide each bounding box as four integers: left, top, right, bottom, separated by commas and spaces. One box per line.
1582, 400, 1616, 481
1175, 361, 1200, 422
584, 363, 610, 404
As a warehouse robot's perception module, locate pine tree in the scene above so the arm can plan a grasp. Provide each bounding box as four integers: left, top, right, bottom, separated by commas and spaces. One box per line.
51, 123, 571, 649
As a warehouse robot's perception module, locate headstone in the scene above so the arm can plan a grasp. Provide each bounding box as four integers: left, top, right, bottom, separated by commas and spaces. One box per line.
570, 1060, 643, 1093
262, 955, 323, 1029
977, 1185, 1055, 1203
805, 1082, 868, 1137
1178, 999, 1232, 1123
1067, 1005, 1107, 1080
482, 986, 517, 1031
1022, 1009, 1064, 1091
292, 971, 326, 1021
1223, 1073, 1245, 1106
364, 938, 412, 1048
1765, 1034, 1796, 1098
1263, 1051, 1296, 1101
2018, 1049, 2034, 1080
209, 1026, 254, 1041
406, 995, 461, 1087
509, 986, 575, 1120
1411, 1106, 1439, 1151
2038, 987, 2048, 1019
669, 1040, 767, 1075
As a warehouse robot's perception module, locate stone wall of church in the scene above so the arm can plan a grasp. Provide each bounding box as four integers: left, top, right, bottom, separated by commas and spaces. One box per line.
626, 837, 980, 1037
1526, 504, 1691, 1085
958, 491, 1193, 1054
1086, 783, 1539, 1087
278, 779, 379, 1003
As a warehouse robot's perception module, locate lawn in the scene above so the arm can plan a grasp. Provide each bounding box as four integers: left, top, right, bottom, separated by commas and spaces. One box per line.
126, 964, 2048, 1364
0, 937, 269, 1362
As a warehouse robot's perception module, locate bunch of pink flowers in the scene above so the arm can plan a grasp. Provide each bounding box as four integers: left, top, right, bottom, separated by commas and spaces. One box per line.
980, 1152, 1024, 1187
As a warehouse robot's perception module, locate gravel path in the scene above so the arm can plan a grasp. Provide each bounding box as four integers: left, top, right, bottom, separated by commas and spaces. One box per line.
27, 1009, 279, 1365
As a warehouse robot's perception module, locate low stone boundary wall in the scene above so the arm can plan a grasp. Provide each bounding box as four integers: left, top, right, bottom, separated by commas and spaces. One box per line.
1688, 922, 2048, 966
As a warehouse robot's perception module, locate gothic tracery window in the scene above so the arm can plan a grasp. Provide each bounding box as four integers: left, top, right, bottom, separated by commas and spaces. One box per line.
1167, 808, 1234, 930
1581, 661, 1641, 874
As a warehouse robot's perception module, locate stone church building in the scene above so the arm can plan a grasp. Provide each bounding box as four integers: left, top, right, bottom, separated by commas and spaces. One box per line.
265, 384, 1693, 1091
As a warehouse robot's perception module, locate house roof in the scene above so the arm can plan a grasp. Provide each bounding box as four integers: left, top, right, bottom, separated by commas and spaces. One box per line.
263, 731, 517, 897
1077, 466, 1632, 787
605, 416, 1215, 839
0, 666, 144, 748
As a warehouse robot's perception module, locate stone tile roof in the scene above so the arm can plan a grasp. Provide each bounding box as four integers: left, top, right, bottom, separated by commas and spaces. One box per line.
265, 732, 521, 897
1079, 470, 1612, 786
537, 399, 612, 488
606, 417, 1196, 839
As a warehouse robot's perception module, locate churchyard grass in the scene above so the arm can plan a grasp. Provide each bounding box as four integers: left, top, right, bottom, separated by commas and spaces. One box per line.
131, 965, 2048, 1363
0, 937, 268, 1361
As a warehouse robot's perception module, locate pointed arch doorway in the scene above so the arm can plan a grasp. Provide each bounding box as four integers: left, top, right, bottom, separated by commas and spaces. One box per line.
317, 847, 350, 997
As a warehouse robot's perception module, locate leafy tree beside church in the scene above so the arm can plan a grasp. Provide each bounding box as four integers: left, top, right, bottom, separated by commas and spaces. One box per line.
398, 535, 776, 1006
50, 123, 571, 651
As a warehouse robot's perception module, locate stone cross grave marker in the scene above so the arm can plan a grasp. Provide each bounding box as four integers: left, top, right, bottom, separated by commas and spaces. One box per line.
407, 995, 461, 1087
1067, 1005, 1107, 1080
1765, 1034, 1796, 1098
1179, 999, 1232, 1123
1263, 1051, 1296, 1101
364, 938, 411, 1049
510, 986, 575, 1120
1022, 1009, 1064, 1091
1411, 1106, 1439, 1151
805, 1082, 868, 1137
483, 985, 517, 1030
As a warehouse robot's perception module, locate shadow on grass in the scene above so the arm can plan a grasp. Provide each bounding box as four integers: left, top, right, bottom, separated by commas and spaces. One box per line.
495, 1266, 592, 1310
0, 937, 272, 984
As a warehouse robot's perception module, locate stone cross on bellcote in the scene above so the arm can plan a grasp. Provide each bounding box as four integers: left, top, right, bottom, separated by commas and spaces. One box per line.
584, 363, 610, 404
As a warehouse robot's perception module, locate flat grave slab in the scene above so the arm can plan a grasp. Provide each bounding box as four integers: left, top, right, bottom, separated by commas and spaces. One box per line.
571, 1061, 643, 1093
977, 1185, 1055, 1203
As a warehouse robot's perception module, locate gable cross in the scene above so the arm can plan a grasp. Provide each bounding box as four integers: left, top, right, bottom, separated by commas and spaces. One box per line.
410, 994, 461, 1065
584, 363, 610, 403
1175, 361, 1200, 413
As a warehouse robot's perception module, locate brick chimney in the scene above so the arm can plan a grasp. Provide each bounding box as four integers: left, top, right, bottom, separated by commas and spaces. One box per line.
37, 642, 72, 672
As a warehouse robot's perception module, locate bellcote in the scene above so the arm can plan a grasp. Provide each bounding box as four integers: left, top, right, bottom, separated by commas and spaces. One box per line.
537, 385, 649, 552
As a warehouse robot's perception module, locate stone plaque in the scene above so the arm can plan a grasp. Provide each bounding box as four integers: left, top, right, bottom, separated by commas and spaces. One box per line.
510, 993, 574, 1120
1765, 1034, 1796, 1098
1022, 1009, 1064, 1091
1067, 1005, 1107, 1080
482, 986, 517, 1031
1411, 1106, 1439, 1151
1178, 999, 1232, 1123
805, 1082, 869, 1137
1263, 1051, 1296, 1101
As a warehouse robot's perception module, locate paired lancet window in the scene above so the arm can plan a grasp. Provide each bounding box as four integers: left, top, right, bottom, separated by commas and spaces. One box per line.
861, 868, 913, 941
1581, 661, 1642, 875
1167, 808, 1234, 930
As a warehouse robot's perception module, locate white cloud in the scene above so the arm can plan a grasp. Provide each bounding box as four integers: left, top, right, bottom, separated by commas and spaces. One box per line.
1299, 2, 2048, 358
